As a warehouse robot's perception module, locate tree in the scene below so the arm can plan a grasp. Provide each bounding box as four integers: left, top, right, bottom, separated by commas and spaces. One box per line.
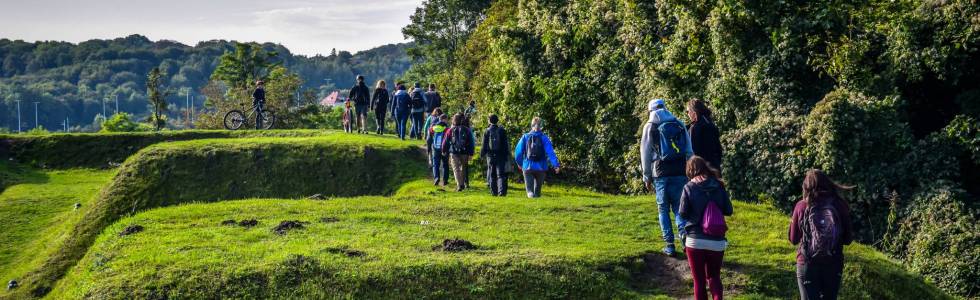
211, 43, 279, 89
146, 67, 171, 130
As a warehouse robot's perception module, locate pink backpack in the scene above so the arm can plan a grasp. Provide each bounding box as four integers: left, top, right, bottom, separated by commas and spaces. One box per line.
702, 200, 728, 237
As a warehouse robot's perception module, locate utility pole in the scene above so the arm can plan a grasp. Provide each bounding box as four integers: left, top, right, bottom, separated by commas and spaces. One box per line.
15, 100, 21, 133
114, 94, 119, 115
102, 97, 106, 119
34, 102, 39, 129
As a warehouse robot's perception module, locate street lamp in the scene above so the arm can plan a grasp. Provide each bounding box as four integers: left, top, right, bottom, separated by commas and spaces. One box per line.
33, 102, 39, 129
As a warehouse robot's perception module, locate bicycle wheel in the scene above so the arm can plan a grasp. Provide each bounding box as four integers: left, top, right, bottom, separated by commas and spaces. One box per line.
223, 110, 246, 130
261, 109, 276, 130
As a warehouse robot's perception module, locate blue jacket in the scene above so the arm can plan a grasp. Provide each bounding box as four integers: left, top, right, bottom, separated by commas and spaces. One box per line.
514, 131, 560, 171
391, 89, 411, 115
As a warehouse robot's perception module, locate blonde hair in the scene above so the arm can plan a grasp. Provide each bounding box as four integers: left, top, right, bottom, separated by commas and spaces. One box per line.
531, 117, 543, 131
376, 80, 387, 89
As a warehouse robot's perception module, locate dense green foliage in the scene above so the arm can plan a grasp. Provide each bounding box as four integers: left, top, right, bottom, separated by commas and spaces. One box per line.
405, 0, 979, 296
0, 35, 411, 132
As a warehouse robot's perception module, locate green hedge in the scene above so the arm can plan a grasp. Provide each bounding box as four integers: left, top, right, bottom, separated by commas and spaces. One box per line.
0, 130, 328, 169
10, 136, 426, 299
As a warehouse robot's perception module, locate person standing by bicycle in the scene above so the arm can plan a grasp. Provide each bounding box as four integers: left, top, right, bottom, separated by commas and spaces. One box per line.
349, 75, 371, 134
252, 80, 266, 130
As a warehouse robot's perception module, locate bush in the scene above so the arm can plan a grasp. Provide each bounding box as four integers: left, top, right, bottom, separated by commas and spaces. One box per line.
723, 114, 809, 210
100, 113, 150, 133
889, 183, 980, 298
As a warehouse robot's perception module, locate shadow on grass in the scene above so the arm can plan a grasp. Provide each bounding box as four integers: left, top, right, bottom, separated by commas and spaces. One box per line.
0, 161, 50, 193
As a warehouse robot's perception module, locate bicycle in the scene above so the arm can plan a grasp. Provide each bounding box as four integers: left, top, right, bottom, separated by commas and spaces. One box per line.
223, 102, 276, 130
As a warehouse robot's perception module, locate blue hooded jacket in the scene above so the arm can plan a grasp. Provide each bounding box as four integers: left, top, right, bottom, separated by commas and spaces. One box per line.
391, 89, 411, 114
514, 131, 560, 171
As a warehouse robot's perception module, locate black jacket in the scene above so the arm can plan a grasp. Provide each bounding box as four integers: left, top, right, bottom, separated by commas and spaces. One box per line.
252, 87, 265, 103
678, 177, 733, 240
372, 88, 389, 111
349, 82, 371, 106
425, 91, 442, 111
689, 118, 723, 170
480, 125, 510, 162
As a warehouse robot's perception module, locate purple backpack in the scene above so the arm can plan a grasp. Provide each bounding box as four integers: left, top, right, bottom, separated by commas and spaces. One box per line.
801, 202, 841, 260
702, 200, 728, 237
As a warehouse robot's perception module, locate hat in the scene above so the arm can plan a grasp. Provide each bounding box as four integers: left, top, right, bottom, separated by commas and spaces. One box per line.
414, 82, 421, 89
648, 98, 666, 111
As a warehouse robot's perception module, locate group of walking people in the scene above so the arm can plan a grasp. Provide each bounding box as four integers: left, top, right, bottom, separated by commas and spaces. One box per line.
346, 73, 852, 299
345, 75, 449, 139
639, 98, 853, 300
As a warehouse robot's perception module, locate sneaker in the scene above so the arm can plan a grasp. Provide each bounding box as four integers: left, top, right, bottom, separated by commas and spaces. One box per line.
527, 192, 535, 198
433, 179, 439, 186
662, 245, 676, 256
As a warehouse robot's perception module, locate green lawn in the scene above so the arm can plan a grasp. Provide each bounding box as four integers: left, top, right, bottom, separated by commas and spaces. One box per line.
0, 132, 951, 299
0, 166, 115, 288
49, 180, 949, 299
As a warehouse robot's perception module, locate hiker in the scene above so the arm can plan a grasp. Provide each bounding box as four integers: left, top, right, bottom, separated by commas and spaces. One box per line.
425, 84, 442, 116
423, 107, 444, 141
464, 100, 477, 121
789, 169, 853, 300
640, 98, 694, 256
427, 114, 451, 186
441, 113, 476, 191
391, 84, 411, 140
252, 80, 266, 129
371, 80, 390, 134
480, 114, 510, 196
514, 117, 560, 198
687, 98, 723, 172
679, 156, 733, 300
409, 83, 427, 139
348, 75, 371, 133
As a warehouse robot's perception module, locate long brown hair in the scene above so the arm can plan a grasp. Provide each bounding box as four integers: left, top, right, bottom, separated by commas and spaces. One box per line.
686, 98, 713, 122
686, 156, 723, 187
802, 169, 852, 206
452, 113, 465, 126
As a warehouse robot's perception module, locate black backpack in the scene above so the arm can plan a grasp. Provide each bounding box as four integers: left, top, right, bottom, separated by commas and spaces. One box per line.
486, 126, 504, 156
449, 126, 472, 154
410, 91, 425, 109
800, 202, 843, 261
526, 134, 546, 161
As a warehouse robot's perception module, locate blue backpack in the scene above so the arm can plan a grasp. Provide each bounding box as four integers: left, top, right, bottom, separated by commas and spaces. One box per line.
656, 120, 687, 162
431, 124, 447, 150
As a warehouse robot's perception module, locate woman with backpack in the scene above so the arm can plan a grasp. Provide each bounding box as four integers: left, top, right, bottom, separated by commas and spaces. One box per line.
409, 83, 427, 139
391, 84, 411, 140
423, 107, 444, 141
427, 114, 450, 186
371, 80, 390, 135
686, 99, 723, 172
678, 156, 733, 300
789, 169, 853, 300
514, 117, 560, 198
441, 113, 475, 191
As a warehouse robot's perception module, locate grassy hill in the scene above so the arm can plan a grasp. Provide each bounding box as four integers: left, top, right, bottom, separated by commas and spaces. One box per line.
0, 132, 952, 299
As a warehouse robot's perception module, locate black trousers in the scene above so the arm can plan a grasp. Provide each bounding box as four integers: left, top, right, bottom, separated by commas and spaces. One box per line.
486, 159, 508, 196
374, 107, 387, 134
797, 262, 843, 300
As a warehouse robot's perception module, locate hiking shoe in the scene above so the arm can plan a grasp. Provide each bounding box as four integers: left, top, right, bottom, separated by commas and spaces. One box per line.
662, 245, 676, 256
527, 192, 535, 198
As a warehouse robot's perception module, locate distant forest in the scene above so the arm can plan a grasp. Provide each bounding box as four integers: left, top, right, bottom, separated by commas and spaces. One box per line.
0, 34, 411, 131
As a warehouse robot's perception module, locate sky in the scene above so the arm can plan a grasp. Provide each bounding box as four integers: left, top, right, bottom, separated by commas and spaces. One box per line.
0, 0, 423, 56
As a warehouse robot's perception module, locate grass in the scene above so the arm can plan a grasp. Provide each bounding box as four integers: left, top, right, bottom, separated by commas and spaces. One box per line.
49, 179, 950, 299
0, 166, 114, 293
0, 132, 953, 299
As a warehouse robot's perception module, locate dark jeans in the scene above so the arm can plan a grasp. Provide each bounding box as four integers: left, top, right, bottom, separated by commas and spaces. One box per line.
395, 111, 409, 139
431, 150, 449, 185
253, 100, 265, 129
523, 170, 546, 198
374, 107, 387, 134
797, 263, 843, 300
410, 111, 424, 138
486, 159, 508, 196
686, 248, 724, 300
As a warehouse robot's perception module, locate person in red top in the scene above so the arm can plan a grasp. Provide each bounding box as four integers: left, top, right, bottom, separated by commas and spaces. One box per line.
789, 169, 854, 300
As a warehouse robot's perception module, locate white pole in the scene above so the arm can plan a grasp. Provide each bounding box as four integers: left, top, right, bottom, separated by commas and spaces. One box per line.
102, 97, 106, 119
16, 100, 21, 133
34, 102, 39, 129
115, 94, 119, 115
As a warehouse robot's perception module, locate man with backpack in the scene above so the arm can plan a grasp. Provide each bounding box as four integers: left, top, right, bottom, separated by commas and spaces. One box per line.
425, 84, 442, 115
427, 114, 451, 186
348, 75, 371, 134
441, 113, 475, 191
789, 169, 853, 300
480, 114, 510, 196
409, 83, 427, 139
514, 117, 560, 198
391, 84, 411, 140
640, 98, 694, 256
